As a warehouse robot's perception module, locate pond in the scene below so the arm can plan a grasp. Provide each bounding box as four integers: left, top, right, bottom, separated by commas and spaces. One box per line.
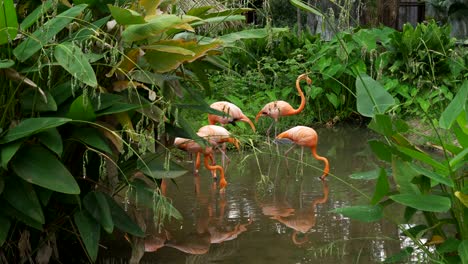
100, 125, 418, 263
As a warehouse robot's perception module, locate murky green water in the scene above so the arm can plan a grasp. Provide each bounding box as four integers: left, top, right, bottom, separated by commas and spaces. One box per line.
100, 126, 414, 263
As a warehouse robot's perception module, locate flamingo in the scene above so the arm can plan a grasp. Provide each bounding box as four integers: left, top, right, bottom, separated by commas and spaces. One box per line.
255, 73, 312, 137
197, 125, 240, 170
174, 126, 239, 191
208, 101, 256, 132
275, 126, 329, 179
174, 136, 227, 190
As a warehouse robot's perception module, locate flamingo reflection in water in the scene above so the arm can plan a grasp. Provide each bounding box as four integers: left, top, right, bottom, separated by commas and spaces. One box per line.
164, 176, 252, 255
259, 179, 329, 245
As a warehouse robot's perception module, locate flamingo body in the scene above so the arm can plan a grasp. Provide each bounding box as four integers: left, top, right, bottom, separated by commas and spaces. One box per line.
255, 74, 311, 123
208, 101, 256, 131
276, 126, 329, 179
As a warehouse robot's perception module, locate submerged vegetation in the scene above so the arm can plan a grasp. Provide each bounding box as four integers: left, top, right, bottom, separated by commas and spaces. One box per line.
0, 0, 466, 263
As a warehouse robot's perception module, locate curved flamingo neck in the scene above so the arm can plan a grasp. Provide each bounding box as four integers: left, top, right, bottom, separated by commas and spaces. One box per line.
311, 146, 329, 179
291, 75, 309, 115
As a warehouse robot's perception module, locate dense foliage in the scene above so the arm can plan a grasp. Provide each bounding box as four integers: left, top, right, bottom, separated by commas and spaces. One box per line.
0, 0, 466, 263
0, 0, 283, 262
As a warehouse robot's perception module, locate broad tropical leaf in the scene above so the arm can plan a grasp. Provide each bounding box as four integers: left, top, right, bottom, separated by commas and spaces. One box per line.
54, 42, 98, 87
19, 0, 53, 30
3, 177, 45, 224
144, 39, 221, 73
356, 73, 395, 117
13, 4, 87, 61
349, 168, 380, 180
103, 194, 145, 237
108, 5, 145, 25
0, 140, 22, 169
0, 0, 18, 45
218, 28, 288, 45
439, 79, 468, 129
459, 240, 468, 264
37, 128, 63, 156
390, 194, 451, 212
371, 168, 390, 205
71, 127, 113, 154
74, 211, 100, 262
83, 191, 114, 234
67, 95, 97, 121
0, 117, 71, 144
11, 145, 80, 194
121, 14, 200, 43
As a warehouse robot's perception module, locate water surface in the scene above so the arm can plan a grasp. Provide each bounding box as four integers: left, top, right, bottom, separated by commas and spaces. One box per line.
101, 126, 411, 263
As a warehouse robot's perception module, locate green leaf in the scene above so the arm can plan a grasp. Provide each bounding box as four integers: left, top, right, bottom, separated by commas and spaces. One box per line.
368, 140, 392, 162
0, 59, 14, 68
331, 205, 383, 222
390, 194, 451, 212
137, 153, 188, 179
371, 168, 389, 205
74, 210, 100, 262
0, 117, 71, 144
383, 247, 413, 263
107, 5, 145, 25
0, 200, 43, 230
459, 240, 468, 264
395, 146, 449, 174
37, 128, 62, 156
409, 163, 454, 188
0, 0, 18, 45
95, 102, 145, 116
191, 15, 245, 26
0, 213, 11, 246
392, 158, 420, 194
54, 42, 97, 87
20, 89, 58, 112
356, 73, 395, 117
439, 80, 468, 129
83, 191, 114, 233
11, 145, 80, 194
13, 4, 88, 62
67, 95, 96, 121
349, 168, 380, 180
368, 114, 394, 137
326, 93, 339, 109
20, 0, 53, 30
3, 177, 44, 224
144, 44, 196, 55
449, 147, 468, 170
103, 194, 144, 237
0, 140, 22, 169
219, 28, 288, 45
290, 0, 323, 17
72, 127, 113, 154
122, 14, 200, 43
437, 238, 460, 254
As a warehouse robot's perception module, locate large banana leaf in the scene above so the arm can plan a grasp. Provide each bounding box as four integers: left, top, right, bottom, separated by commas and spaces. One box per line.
144, 39, 221, 73
121, 14, 200, 43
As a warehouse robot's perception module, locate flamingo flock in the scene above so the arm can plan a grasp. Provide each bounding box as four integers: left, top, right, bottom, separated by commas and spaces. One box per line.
173, 73, 330, 193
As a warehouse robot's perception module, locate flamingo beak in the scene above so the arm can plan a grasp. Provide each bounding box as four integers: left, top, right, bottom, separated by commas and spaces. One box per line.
240, 116, 256, 132
255, 111, 263, 122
